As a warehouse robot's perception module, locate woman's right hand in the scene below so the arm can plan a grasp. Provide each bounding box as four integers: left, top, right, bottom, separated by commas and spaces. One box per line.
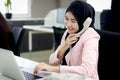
57, 34, 79, 59
65, 34, 79, 48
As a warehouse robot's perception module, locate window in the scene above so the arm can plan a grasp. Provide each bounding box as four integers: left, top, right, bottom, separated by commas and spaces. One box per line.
0, 0, 31, 18
87, 0, 112, 12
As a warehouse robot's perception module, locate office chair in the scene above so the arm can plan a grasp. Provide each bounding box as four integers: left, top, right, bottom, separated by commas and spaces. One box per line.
100, 10, 112, 30
96, 29, 120, 80
52, 26, 66, 50
100, 9, 120, 32
12, 27, 25, 56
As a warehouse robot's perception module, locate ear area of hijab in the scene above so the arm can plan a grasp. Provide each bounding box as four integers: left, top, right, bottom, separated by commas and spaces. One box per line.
76, 17, 92, 36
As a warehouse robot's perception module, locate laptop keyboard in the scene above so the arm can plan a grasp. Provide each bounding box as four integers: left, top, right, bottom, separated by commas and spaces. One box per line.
22, 71, 42, 80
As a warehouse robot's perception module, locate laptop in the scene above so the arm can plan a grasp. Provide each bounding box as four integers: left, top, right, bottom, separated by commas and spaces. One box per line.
0, 48, 43, 80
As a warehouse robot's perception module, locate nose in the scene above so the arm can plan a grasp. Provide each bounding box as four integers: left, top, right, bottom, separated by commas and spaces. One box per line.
66, 21, 72, 27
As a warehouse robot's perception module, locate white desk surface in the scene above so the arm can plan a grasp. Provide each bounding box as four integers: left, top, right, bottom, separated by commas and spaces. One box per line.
23, 25, 53, 33
15, 56, 93, 80
15, 56, 39, 69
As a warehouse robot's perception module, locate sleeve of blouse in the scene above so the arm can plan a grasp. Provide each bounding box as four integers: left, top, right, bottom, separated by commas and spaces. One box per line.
49, 30, 68, 66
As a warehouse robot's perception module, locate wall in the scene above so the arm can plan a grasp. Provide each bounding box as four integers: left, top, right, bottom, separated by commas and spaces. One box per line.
59, 0, 75, 8
31, 0, 57, 18
60, 0, 86, 8
30, 0, 79, 18
95, 12, 101, 29
30, 0, 101, 29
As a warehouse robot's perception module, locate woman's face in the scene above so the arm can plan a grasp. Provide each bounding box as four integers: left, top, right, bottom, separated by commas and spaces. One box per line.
64, 11, 79, 34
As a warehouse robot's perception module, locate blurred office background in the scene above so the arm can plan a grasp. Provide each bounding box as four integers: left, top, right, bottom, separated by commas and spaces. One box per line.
0, 0, 117, 62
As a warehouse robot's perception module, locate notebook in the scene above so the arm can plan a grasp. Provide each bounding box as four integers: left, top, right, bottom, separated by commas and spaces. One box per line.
0, 48, 43, 80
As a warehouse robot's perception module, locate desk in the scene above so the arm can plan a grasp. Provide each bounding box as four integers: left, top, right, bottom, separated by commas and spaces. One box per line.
23, 25, 54, 57
23, 25, 53, 32
15, 56, 93, 80
15, 56, 39, 69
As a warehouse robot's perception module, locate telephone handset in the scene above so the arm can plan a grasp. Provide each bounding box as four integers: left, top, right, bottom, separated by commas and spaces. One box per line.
76, 17, 92, 36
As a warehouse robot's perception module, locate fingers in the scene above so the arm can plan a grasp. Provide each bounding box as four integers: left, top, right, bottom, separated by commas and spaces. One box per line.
33, 63, 43, 74
34, 69, 38, 74
33, 65, 40, 74
67, 34, 79, 44
33, 62, 49, 74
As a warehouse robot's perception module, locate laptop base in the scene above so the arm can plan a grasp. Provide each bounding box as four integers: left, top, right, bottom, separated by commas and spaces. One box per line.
0, 74, 14, 80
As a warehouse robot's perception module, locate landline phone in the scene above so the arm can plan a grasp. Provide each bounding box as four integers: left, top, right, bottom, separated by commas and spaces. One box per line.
76, 17, 92, 36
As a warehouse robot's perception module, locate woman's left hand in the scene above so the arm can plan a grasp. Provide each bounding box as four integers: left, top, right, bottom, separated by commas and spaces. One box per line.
33, 62, 60, 74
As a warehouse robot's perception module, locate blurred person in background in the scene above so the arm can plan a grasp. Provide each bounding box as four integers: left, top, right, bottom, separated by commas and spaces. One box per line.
0, 12, 17, 56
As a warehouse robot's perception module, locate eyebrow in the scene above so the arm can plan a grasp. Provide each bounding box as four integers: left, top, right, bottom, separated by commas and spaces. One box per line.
65, 15, 77, 21
71, 18, 76, 21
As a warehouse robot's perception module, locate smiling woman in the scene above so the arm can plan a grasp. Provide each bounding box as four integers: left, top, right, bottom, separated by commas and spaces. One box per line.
0, 0, 30, 18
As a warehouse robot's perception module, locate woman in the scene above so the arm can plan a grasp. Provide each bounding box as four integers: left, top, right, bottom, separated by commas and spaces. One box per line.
34, 1, 100, 80
0, 12, 17, 56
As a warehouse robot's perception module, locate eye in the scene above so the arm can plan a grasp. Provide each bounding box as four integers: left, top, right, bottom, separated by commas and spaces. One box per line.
71, 20, 77, 23
65, 17, 69, 21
